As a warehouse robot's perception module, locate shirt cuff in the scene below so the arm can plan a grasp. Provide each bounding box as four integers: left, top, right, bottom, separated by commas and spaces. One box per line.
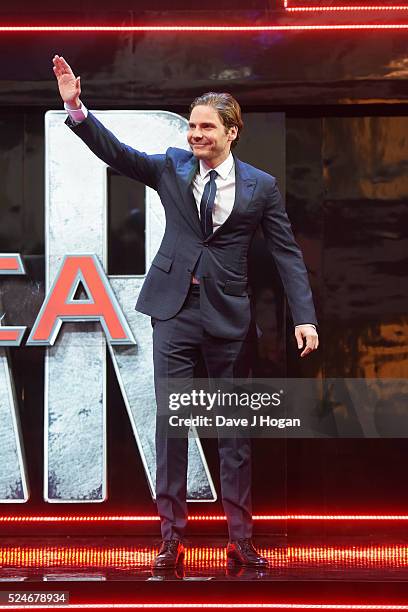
64, 101, 88, 124
295, 324, 316, 330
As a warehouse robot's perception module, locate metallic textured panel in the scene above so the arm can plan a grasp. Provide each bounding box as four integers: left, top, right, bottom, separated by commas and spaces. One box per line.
0, 258, 29, 502
1, 12, 408, 108
45, 110, 215, 502
0, 346, 28, 502
284, 114, 408, 512
322, 116, 408, 379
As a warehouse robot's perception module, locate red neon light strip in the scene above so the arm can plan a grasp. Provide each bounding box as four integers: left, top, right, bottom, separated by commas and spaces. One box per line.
2, 513, 408, 523
286, 5, 408, 11
0, 604, 408, 610
0, 24, 407, 31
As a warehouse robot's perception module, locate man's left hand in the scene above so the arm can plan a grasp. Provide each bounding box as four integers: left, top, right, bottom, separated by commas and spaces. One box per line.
295, 325, 319, 358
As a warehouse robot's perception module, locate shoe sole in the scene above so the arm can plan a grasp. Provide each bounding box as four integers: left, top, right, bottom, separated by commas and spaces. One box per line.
152, 551, 185, 569
226, 553, 268, 568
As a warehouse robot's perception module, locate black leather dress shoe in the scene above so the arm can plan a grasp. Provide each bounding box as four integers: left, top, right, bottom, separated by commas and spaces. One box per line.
150, 565, 185, 580
226, 538, 268, 567
152, 539, 184, 569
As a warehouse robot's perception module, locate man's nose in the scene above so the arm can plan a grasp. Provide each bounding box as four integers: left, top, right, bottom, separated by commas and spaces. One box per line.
192, 129, 203, 139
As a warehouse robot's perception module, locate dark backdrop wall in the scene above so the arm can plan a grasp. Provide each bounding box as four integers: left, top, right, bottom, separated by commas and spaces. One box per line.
0, 1, 407, 533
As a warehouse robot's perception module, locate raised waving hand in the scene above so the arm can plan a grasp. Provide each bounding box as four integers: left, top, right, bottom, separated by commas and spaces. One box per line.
52, 55, 81, 109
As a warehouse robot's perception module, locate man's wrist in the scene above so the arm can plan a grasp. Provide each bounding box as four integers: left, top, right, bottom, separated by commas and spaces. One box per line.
64, 101, 88, 124
295, 324, 316, 328
65, 99, 81, 110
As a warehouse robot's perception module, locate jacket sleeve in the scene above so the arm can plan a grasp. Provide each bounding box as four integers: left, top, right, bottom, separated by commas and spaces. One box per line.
261, 177, 318, 327
65, 111, 166, 190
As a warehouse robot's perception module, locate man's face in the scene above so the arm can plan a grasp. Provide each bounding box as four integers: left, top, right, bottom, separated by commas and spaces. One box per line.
187, 105, 237, 167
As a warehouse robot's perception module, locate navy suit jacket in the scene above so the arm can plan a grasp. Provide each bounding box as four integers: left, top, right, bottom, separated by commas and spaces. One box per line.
67, 112, 317, 340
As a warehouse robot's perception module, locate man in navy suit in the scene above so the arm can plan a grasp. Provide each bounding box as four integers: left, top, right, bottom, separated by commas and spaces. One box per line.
53, 55, 319, 569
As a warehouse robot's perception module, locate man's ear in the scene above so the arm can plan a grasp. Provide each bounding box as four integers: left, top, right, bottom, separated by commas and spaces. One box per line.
229, 126, 238, 142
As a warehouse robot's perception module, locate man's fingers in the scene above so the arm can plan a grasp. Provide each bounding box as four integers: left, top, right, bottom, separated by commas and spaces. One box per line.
300, 344, 312, 357
52, 55, 73, 77
56, 58, 68, 75
300, 334, 318, 357
52, 57, 65, 78
52, 55, 61, 69
52, 58, 61, 77
59, 56, 74, 76
294, 328, 304, 350
300, 339, 313, 357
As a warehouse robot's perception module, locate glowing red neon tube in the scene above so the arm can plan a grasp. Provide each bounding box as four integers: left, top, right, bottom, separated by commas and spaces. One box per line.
0, 24, 407, 31
286, 4, 408, 11
1, 513, 408, 523
284, 0, 408, 10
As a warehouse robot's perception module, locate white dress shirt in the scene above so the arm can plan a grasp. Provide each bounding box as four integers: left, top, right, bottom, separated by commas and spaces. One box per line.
65, 102, 315, 330
192, 153, 235, 231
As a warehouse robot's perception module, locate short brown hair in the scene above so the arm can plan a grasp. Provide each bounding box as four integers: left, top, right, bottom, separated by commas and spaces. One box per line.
189, 92, 243, 149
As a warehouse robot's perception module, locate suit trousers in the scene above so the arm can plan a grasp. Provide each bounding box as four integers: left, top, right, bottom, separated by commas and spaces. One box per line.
151, 283, 253, 541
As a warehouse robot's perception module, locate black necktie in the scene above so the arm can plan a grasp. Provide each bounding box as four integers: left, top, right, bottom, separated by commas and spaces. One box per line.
199, 169, 218, 239
193, 169, 218, 281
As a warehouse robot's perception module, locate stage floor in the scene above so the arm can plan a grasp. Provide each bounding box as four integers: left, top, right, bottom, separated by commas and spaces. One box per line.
0, 534, 407, 581
0, 535, 407, 609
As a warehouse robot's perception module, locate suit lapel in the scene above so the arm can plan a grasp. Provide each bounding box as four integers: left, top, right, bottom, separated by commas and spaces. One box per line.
174, 154, 257, 243
175, 155, 203, 239
206, 156, 257, 243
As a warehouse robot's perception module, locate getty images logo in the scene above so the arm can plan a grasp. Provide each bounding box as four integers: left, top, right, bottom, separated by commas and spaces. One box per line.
168, 389, 283, 412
